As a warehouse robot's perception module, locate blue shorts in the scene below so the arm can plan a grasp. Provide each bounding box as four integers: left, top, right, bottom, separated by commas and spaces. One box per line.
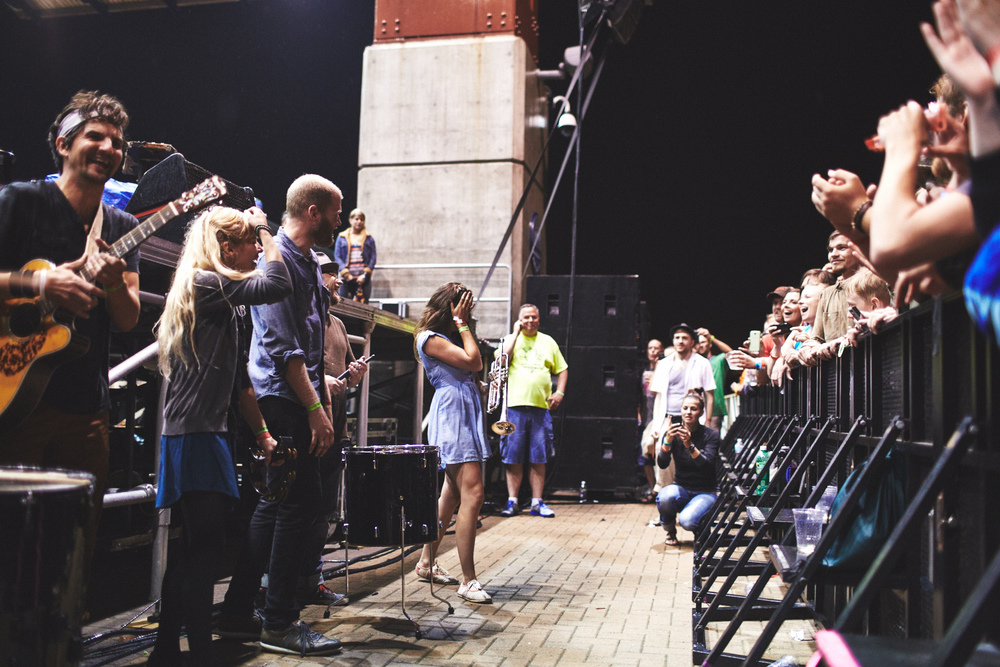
500, 406, 553, 465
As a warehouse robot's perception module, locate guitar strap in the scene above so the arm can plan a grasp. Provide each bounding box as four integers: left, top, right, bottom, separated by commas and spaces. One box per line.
82, 203, 105, 260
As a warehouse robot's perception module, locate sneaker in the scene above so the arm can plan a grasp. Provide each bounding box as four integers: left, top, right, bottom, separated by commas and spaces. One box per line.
415, 562, 459, 585
299, 583, 348, 607
216, 611, 263, 641
500, 500, 520, 517
457, 579, 492, 604
260, 621, 342, 657
530, 501, 555, 517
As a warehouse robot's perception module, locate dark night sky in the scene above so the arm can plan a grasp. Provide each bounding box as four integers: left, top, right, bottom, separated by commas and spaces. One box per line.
0, 0, 942, 349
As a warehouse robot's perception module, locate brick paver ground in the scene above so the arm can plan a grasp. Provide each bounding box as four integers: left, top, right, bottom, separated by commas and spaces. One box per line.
88, 499, 817, 666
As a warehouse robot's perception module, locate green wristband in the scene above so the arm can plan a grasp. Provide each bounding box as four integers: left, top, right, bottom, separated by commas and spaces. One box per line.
306, 401, 322, 412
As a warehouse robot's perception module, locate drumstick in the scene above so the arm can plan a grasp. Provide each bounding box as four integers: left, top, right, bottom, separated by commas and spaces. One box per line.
337, 354, 374, 381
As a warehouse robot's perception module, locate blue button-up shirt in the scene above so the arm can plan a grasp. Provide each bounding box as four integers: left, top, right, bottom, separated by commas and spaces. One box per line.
249, 228, 330, 403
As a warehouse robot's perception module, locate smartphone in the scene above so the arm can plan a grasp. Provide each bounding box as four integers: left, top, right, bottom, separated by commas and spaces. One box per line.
336, 354, 374, 380
849, 306, 870, 334
774, 323, 792, 337
670, 414, 682, 425
748, 330, 762, 356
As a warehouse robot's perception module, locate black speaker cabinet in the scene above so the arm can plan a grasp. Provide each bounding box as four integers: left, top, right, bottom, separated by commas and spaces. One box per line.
549, 416, 639, 493
561, 346, 642, 420
125, 153, 257, 245
525, 275, 642, 348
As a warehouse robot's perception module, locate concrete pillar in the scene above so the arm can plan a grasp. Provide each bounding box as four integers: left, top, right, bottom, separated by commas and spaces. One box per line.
357, 34, 546, 340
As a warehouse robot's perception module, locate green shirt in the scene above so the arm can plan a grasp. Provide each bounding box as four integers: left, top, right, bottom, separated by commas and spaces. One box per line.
500, 331, 568, 409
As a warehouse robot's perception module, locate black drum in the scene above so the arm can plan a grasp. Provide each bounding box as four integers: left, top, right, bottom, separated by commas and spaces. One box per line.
344, 445, 440, 547
0, 467, 94, 667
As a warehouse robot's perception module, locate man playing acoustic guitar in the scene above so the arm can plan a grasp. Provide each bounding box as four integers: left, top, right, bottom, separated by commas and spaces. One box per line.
0, 90, 141, 583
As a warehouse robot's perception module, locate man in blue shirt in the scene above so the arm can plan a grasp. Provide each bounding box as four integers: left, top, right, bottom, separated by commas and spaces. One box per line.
220, 174, 343, 657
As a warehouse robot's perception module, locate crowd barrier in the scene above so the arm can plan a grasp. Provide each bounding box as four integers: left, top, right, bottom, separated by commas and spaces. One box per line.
693, 293, 1000, 667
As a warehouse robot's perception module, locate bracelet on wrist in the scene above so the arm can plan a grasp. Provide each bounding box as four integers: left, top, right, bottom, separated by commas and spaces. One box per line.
852, 200, 872, 237
254, 425, 269, 436
255, 224, 272, 244
306, 401, 322, 412
106, 279, 125, 294
256, 430, 271, 443
7, 270, 36, 298
554, 390, 564, 396
457, 325, 470, 333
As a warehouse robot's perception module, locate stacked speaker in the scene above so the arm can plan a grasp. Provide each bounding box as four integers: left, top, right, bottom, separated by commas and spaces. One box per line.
524, 275, 648, 494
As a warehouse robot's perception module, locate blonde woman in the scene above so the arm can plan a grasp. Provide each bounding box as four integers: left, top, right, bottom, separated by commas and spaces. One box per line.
412, 283, 492, 603
150, 206, 290, 666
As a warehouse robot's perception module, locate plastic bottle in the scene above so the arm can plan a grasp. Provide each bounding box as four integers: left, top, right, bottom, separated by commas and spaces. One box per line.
579, 480, 587, 503
754, 444, 769, 495
745, 361, 758, 387
734, 438, 744, 455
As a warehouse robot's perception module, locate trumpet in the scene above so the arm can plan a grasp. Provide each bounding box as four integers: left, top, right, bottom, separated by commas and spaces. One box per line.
487, 351, 516, 435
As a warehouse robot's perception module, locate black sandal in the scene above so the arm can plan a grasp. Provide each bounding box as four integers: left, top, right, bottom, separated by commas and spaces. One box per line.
664, 534, 680, 547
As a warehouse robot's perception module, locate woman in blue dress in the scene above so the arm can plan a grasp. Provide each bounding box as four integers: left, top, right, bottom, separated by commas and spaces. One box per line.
413, 283, 492, 603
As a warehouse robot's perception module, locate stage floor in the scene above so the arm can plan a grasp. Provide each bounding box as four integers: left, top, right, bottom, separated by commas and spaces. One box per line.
85, 499, 817, 666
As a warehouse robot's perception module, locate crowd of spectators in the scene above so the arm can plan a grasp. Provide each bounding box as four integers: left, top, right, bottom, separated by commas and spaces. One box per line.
695, 0, 1000, 399
638, 0, 1000, 519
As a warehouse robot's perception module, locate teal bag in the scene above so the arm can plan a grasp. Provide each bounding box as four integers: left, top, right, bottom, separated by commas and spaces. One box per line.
822, 447, 906, 570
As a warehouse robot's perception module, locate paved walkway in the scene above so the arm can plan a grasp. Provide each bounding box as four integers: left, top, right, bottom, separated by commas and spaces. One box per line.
89, 499, 817, 666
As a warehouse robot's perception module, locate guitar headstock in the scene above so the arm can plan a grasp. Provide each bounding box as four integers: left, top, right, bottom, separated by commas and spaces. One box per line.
176, 175, 228, 214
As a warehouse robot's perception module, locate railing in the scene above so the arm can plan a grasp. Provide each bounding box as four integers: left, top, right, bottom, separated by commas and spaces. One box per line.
733, 291, 1000, 645
369, 262, 512, 333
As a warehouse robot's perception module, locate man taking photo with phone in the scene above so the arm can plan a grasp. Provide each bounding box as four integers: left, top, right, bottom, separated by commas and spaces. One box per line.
648, 323, 716, 490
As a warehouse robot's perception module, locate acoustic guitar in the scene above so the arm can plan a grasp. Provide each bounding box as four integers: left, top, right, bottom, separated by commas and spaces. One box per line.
0, 175, 227, 433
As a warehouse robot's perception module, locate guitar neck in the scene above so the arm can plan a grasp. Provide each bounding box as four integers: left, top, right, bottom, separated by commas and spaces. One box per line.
77, 200, 180, 284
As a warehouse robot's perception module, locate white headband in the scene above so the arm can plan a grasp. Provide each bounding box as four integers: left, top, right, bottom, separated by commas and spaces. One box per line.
56, 110, 97, 140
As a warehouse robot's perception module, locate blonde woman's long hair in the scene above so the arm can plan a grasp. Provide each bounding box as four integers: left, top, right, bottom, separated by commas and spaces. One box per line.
157, 206, 259, 378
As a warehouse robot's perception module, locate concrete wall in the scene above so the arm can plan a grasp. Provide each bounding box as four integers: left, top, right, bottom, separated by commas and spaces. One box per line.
357, 34, 546, 341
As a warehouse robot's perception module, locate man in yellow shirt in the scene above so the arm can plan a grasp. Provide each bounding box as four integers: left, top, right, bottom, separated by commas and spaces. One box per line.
498, 304, 568, 517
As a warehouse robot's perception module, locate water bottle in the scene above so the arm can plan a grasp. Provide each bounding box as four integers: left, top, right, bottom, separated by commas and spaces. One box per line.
734, 438, 744, 455
745, 360, 758, 386
579, 480, 587, 503
754, 444, 769, 495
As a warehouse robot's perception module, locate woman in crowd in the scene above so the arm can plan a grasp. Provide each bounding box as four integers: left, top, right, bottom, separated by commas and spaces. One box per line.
333, 208, 376, 303
655, 389, 720, 547
151, 206, 291, 665
412, 283, 493, 603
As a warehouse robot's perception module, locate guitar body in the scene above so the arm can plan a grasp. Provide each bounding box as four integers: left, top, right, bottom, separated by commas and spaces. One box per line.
0, 259, 90, 433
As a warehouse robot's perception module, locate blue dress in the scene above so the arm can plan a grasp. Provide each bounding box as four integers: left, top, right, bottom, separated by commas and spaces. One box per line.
417, 330, 491, 465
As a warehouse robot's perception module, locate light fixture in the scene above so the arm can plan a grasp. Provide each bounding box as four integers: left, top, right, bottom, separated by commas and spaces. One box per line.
551, 96, 577, 137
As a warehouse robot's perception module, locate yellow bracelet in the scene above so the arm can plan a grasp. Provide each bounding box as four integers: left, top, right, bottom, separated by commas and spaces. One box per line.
254, 425, 269, 436
306, 401, 322, 412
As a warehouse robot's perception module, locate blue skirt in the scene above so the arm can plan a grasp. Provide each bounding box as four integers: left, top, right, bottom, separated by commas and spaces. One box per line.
156, 432, 239, 508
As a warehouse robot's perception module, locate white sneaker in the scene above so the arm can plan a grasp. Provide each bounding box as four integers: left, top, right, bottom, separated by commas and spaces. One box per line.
457, 579, 492, 603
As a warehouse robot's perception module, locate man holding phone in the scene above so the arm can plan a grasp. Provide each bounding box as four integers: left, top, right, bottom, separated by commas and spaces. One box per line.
649, 324, 716, 488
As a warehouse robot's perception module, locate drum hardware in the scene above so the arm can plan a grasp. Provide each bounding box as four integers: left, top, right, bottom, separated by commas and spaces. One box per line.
341, 445, 453, 634
487, 351, 516, 435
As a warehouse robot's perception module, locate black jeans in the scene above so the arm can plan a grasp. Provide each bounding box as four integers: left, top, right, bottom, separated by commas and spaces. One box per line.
154, 491, 231, 664
221, 396, 321, 630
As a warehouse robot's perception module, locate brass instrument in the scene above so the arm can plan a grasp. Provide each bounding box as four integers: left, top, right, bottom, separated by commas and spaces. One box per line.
487, 350, 516, 435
